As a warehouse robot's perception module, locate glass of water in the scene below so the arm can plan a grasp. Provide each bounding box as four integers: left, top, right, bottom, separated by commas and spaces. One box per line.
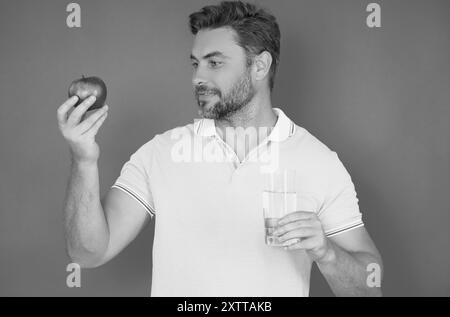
262, 169, 297, 247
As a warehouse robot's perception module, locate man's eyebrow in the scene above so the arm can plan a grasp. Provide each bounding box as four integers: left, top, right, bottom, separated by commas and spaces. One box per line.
190, 51, 229, 60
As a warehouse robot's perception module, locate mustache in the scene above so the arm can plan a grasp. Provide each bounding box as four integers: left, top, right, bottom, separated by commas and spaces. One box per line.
194, 86, 221, 97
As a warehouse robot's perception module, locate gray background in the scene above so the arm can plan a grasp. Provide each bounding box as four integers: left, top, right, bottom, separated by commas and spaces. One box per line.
0, 0, 449, 296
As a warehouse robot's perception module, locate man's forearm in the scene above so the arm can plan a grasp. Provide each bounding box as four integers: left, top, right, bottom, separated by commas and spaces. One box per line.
63, 159, 109, 267
316, 240, 383, 297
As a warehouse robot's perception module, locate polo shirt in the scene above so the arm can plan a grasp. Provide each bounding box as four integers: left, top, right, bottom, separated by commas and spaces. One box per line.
111, 107, 364, 297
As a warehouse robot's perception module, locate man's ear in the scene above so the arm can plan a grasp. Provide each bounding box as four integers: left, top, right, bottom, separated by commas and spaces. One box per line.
253, 51, 272, 82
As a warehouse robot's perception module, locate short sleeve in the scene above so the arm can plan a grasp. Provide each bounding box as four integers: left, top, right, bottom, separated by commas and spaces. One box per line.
111, 144, 155, 217
318, 152, 364, 237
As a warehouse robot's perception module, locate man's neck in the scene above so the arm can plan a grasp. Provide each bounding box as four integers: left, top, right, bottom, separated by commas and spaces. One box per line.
213, 93, 278, 162
215, 94, 277, 133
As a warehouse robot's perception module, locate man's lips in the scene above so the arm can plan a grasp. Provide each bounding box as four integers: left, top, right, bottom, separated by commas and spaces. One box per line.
197, 93, 216, 99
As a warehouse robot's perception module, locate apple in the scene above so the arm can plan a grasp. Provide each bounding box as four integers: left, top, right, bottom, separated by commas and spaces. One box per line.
68, 75, 107, 111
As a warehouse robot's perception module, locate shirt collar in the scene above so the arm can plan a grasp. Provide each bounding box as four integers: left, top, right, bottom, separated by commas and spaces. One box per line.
193, 107, 296, 142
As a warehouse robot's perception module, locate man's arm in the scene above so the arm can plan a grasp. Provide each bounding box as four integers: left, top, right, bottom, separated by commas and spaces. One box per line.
274, 212, 383, 296
64, 161, 151, 268
96, 187, 151, 267
316, 227, 383, 297
58, 95, 151, 268
64, 160, 110, 267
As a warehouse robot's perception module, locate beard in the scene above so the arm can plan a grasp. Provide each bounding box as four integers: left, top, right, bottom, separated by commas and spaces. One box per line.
195, 67, 255, 120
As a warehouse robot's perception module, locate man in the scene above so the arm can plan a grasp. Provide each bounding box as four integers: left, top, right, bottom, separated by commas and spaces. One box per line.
57, 1, 382, 296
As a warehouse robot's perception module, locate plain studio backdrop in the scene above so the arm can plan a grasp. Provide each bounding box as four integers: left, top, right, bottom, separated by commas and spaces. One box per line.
0, 0, 449, 296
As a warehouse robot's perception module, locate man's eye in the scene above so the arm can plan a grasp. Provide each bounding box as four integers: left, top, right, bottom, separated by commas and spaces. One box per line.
191, 62, 198, 68
209, 60, 223, 68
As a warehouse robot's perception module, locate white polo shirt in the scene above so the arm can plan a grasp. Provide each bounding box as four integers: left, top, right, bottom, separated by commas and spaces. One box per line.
111, 107, 364, 297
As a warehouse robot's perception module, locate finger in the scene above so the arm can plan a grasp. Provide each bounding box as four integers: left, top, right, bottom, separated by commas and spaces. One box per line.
273, 220, 312, 236
57, 96, 79, 126
83, 110, 108, 137
282, 238, 300, 248
76, 105, 109, 134
285, 237, 318, 251
277, 227, 316, 243
277, 211, 315, 226
67, 95, 97, 126
285, 242, 303, 251
81, 106, 104, 122
81, 109, 97, 122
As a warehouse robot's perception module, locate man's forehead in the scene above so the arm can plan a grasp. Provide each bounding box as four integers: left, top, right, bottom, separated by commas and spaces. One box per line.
191, 27, 242, 59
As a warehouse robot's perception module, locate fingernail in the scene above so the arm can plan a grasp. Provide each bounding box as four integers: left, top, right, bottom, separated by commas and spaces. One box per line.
90, 96, 96, 101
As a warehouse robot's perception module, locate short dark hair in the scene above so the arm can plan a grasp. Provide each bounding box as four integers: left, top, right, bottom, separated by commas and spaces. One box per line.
189, 1, 281, 91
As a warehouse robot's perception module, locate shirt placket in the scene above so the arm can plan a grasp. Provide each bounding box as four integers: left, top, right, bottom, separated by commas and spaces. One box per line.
213, 134, 273, 173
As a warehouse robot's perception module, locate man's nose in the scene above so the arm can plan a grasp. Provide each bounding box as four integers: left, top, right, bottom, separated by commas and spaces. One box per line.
192, 67, 209, 87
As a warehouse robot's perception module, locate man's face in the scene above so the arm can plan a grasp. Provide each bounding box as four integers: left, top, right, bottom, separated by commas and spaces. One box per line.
190, 27, 256, 119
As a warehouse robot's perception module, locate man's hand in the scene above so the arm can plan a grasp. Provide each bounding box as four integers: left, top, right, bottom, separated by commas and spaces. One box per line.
275, 211, 383, 296
57, 95, 109, 164
273, 211, 336, 264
